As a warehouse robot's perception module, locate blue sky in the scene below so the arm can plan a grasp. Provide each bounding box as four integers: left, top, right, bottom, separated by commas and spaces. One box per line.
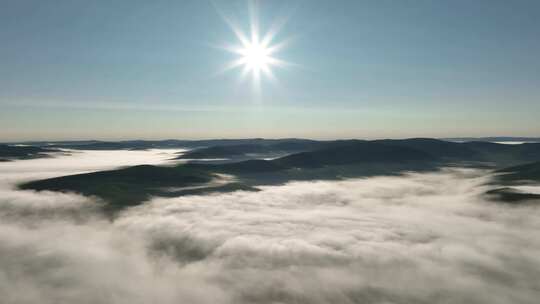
1, 0, 539, 140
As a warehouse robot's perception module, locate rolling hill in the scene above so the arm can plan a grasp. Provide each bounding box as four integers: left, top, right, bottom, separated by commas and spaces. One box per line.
486, 161, 540, 203
0, 144, 59, 161
19, 138, 540, 211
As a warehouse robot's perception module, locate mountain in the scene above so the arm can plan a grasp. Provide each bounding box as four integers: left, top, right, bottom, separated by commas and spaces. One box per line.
187, 159, 287, 174
445, 137, 540, 143
485, 188, 540, 203
374, 138, 479, 160
371, 138, 540, 165
19, 138, 540, 211
495, 161, 540, 184
16, 139, 445, 209
0, 144, 59, 161
8, 137, 539, 166
274, 140, 435, 168
19, 165, 215, 212
178, 145, 274, 159
13, 138, 324, 151
177, 142, 327, 160
486, 161, 540, 203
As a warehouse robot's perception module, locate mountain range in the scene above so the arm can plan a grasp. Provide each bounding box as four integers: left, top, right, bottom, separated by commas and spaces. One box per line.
0, 144, 59, 161
17, 138, 540, 213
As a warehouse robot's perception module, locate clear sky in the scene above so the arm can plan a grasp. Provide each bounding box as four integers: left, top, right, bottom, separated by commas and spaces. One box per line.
1, 0, 539, 141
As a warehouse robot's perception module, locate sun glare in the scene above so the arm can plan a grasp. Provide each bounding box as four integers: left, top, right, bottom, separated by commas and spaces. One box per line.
219, 1, 290, 91
240, 41, 271, 72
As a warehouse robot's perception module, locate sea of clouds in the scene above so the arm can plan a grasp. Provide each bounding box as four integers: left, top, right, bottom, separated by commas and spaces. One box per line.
1, 150, 539, 304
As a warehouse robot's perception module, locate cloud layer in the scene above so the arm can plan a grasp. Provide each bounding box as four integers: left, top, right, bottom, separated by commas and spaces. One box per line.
1, 151, 540, 304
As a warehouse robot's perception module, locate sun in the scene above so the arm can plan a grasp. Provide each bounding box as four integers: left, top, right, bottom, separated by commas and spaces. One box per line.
234, 37, 280, 81
240, 41, 272, 73
223, 30, 285, 87
218, 1, 290, 90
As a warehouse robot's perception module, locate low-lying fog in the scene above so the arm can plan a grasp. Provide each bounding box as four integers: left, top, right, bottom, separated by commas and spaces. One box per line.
1, 150, 539, 304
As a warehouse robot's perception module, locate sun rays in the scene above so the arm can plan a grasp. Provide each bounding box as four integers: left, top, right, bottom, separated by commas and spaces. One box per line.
218, 1, 291, 94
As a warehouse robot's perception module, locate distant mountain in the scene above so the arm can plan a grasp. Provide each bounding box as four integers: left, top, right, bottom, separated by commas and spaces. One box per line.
175, 138, 540, 166
177, 142, 327, 160
463, 142, 540, 165
0, 144, 59, 161
445, 137, 540, 143
274, 140, 435, 168
374, 138, 479, 160
19, 138, 540, 211
12, 138, 325, 151
187, 159, 287, 174
263, 138, 540, 167
18, 140, 444, 211
10, 136, 539, 166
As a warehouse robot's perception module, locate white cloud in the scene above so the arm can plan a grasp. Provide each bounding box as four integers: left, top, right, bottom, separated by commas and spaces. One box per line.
1, 152, 539, 303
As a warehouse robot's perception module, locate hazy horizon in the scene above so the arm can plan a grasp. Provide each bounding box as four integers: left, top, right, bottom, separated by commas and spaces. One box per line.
3, 135, 540, 144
